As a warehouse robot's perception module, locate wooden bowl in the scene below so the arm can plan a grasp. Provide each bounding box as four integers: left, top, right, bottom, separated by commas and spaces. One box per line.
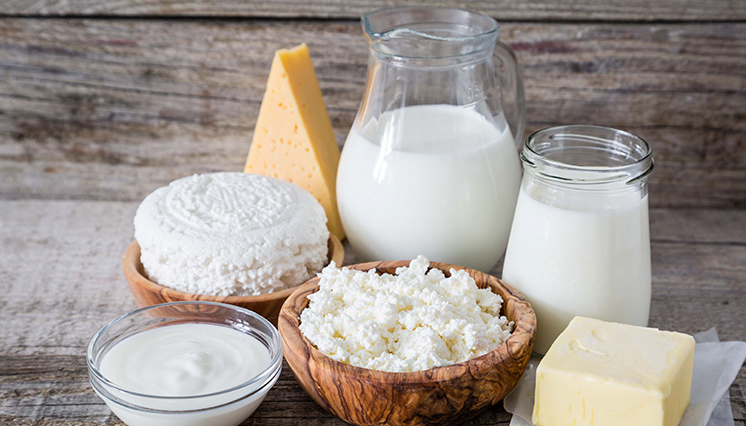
278, 260, 536, 426
122, 234, 344, 326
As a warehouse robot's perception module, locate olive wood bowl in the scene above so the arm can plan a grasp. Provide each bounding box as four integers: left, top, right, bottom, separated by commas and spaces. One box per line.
122, 234, 344, 326
278, 260, 536, 426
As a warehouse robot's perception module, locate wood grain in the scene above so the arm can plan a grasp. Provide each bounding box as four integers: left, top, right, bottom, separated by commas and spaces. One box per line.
279, 260, 536, 426
2, 0, 744, 423
123, 235, 344, 325
0, 20, 745, 208
0, 200, 744, 425
1, 0, 744, 22
0, 355, 516, 426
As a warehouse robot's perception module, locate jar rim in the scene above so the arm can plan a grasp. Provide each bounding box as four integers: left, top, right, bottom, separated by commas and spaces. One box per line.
521, 125, 654, 185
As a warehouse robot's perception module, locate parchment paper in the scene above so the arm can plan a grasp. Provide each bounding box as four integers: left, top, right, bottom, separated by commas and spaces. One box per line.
504, 328, 746, 426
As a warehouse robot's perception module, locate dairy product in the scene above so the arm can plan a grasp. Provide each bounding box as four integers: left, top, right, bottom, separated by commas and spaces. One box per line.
336, 104, 521, 272
299, 256, 513, 372
502, 185, 651, 354
134, 172, 329, 296
245, 43, 344, 240
96, 323, 278, 426
100, 323, 271, 397
533, 316, 695, 426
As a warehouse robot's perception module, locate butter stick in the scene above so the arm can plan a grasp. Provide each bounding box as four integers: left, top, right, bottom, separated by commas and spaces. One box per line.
533, 316, 694, 426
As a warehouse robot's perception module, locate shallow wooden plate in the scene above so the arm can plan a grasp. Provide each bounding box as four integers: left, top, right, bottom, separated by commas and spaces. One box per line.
122, 234, 344, 326
279, 260, 537, 426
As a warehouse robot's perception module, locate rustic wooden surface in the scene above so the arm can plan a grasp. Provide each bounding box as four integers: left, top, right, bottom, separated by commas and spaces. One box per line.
278, 261, 536, 426
1, 19, 745, 208
2, 0, 745, 21
1, 201, 744, 425
1, 0, 745, 424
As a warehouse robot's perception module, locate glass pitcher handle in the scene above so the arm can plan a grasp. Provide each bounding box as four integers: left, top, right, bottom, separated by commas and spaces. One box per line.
493, 41, 526, 148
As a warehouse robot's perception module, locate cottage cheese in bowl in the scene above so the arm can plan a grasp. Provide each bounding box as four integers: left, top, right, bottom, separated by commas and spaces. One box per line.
299, 256, 513, 372
134, 172, 329, 296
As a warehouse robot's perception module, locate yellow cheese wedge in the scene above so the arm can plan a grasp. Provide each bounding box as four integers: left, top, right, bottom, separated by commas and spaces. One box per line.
245, 43, 344, 240
533, 316, 695, 426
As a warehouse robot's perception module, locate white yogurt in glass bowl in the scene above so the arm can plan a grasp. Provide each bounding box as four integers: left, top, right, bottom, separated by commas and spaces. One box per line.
87, 302, 283, 426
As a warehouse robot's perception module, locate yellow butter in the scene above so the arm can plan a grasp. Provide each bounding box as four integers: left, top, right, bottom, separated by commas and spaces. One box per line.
533, 316, 694, 426
245, 44, 344, 240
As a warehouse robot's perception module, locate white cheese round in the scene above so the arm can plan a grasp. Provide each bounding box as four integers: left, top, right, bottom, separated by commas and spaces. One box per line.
134, 172, 329, 296
299, 256, 513, 372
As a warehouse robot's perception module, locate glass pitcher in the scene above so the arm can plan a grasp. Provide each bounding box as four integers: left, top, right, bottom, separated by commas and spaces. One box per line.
336, 7, 526, 272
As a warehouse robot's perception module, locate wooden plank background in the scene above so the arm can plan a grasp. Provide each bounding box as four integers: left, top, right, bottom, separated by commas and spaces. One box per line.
0, 0, 744, 425
2, 0, 745, 21
1, 18, 744, 207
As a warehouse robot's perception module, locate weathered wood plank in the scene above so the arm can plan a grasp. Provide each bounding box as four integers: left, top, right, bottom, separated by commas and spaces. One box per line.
1, 0, 744, 22
1, 20, 744, 208
0, 200, 744, 425
0, 354, 513, 425
1, 203, 745, 355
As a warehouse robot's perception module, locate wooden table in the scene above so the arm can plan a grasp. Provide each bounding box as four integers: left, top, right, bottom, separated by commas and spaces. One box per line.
1, 1, 744, 424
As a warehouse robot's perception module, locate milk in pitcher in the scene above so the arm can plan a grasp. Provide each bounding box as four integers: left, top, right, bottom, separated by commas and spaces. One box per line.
337, 104, 521, 272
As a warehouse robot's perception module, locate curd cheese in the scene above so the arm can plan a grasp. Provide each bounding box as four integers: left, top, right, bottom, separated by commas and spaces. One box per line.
134, 172, 329, 296
299, 256, 513, 372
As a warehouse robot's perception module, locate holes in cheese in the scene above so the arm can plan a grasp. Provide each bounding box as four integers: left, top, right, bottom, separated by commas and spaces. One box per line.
245, 43, 344, 240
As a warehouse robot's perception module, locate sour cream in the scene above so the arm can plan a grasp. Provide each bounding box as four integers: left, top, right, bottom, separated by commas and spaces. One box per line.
100, 323, 271, 397
94, 322, 278, 426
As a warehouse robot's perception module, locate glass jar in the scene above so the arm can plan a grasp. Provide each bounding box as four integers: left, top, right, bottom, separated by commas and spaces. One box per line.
502, 125, 654, 354
336, 6, 526, 272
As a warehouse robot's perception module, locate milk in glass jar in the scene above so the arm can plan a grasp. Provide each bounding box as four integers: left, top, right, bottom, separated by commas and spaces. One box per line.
502, 125, 654, 354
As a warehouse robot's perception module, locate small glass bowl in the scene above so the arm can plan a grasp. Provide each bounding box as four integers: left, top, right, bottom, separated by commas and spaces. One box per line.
86, 301, 283, 426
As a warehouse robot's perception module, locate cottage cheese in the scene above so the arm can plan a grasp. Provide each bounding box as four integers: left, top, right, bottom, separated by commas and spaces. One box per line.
134, 172, 329, 296
299, 256, 513, 372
